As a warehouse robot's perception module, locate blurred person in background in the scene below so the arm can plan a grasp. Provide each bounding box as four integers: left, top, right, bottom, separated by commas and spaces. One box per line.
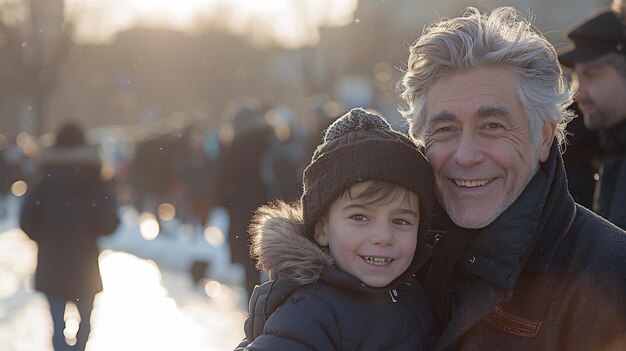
299, 94, 344, 168
217, 97, 275, 298
558, 1, 626, 230
259, 105, 303, 203
19, 121, 120, 351
127, 130, 180, 221
176, 123, 221, 230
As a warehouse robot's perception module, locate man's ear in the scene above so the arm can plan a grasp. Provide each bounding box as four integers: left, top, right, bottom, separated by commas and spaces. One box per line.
313, 217, 329, 246
539, 122, 557, 162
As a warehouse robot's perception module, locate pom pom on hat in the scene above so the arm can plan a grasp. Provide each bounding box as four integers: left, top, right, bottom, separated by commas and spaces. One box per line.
323, 108, 392, 142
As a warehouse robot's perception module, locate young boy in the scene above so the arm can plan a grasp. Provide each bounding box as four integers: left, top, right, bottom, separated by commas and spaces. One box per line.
235, 108, 438, 350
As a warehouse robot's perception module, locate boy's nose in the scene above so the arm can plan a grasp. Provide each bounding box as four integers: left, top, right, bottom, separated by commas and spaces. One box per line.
370, 225, 393, 246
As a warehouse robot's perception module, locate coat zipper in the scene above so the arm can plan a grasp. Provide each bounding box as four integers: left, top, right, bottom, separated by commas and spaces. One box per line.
392, 288, 431, 351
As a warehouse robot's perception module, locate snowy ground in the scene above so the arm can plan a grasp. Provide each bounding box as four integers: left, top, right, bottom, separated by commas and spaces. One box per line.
0, 195, 248, 351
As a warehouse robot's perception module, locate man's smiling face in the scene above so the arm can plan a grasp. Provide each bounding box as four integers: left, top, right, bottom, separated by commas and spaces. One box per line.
423, 68, 554, 228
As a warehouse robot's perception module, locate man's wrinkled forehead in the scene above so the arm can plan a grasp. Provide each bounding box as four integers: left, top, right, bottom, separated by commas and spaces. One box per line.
428, 105, 513, 123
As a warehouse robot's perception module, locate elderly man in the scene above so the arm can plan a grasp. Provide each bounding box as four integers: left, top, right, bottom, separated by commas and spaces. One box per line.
558, 5, 626, 230
399, 7, 626, 351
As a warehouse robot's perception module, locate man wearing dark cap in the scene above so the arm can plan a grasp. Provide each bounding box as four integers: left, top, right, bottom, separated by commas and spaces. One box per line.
558, 4, 626, 229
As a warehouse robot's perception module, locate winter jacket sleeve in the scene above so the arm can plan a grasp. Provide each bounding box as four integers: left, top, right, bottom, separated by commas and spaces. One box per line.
244, 291, 341, 350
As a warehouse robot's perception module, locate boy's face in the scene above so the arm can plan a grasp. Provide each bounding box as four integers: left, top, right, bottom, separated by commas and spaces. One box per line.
314, 182, 420, 288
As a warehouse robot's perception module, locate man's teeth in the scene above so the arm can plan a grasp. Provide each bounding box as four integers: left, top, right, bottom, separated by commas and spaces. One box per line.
455, 179, 488, 187
363, 257, 392, 265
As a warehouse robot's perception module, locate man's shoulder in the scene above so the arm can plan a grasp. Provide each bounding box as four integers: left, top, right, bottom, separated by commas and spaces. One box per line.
574, 204, 626, 237
568, 204, 626, 264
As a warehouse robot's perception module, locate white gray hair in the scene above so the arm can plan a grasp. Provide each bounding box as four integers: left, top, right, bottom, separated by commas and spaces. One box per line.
399, 7, 574, 147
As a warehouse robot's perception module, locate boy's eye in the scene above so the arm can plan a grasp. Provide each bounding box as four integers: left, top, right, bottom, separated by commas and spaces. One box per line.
350, 214, 367, 221
393, 218, 413, 225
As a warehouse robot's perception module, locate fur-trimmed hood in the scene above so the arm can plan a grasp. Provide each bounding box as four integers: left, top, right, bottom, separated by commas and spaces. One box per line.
249, 201, 334, 285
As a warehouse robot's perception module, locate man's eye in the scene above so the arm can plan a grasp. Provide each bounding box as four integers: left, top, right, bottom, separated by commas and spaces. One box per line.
425, 124, 455, 138
435, 126, 453, 133
485, 122, 503, 129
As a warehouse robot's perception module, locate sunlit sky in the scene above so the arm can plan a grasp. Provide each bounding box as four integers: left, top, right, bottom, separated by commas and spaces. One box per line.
66, 0, 358, 47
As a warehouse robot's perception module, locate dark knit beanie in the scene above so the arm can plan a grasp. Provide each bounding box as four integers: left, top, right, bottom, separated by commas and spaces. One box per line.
301, 108, 434, 240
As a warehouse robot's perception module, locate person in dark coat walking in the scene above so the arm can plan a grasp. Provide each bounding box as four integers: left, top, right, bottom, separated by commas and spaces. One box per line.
20, 122, 120, 351
177, 124, 220, 228
399, 7, 626, 350
235, 108, 439, 350
558, 2, 626, 230
217, 98, 274, 298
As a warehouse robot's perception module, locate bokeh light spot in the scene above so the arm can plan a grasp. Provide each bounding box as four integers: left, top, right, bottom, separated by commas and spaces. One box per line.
203, 226, 225, 246
11, 180, 28, 197
157, 203, 176, 221
139, 212, 160, 240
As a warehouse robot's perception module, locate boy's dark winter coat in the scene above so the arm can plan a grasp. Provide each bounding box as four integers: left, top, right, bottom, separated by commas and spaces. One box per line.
19, 146, 120, 299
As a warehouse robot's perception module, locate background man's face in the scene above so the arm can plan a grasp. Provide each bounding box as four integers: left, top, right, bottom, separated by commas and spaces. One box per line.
572, 58, 626, 130
423, 68, 553, 228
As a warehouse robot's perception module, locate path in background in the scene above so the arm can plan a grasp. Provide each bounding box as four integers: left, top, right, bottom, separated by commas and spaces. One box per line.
0, 196, 247, 351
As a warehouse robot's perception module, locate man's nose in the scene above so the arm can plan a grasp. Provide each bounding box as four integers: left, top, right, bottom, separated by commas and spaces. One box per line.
454, 130, 484, 168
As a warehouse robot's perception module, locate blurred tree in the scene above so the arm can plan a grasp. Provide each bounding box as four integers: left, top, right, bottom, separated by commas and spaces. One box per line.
0, 0, 73, 136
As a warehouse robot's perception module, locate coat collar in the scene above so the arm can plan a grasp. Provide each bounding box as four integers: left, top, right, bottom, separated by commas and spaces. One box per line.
459, 164, 549, 289
525, 144, 576, 271
457, 141, 575, 287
